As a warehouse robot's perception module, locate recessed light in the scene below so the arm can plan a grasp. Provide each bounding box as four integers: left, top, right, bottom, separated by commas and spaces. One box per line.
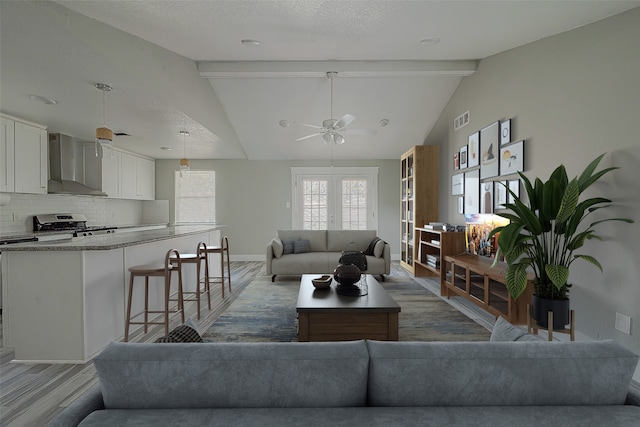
379, 119, 389, 127
160, 147, 172, 151
241, 39, 260, 46
419, 38, 440, 46
29, 95, 57, 105
279, 120, 290, 128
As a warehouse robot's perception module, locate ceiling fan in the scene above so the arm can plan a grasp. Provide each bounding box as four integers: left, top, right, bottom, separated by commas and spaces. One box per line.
293, 72, 376, 144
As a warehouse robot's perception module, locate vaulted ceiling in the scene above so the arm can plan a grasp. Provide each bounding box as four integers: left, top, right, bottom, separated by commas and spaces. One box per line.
1, 1, 638, 160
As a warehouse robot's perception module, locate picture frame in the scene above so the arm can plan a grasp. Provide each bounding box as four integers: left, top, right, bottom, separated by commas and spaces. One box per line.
457, 196, 464, 214
464, 169, 480, 214
480, 181, 494, 214
459, 145, 468, 169
453, 152, 460, 170
507, 180, 520, 203
451, 172, 464, 196
500, 119, 511, 146
500, 140, 525, 175
467, 131, 480, 168
494, 180, 508, 210
480, 121, 499, 179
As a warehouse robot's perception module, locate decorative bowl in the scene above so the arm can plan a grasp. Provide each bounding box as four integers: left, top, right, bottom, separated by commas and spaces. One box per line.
333, 264, 361, 287
311, 275, 332, 290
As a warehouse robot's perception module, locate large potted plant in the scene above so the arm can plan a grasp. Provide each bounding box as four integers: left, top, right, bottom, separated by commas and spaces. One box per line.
488, 153, 633, 329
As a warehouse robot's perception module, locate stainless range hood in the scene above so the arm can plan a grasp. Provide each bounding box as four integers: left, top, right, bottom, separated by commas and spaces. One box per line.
48, 133, 108, 196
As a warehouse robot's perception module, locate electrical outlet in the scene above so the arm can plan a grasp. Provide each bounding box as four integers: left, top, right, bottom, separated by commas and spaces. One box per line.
615, 313, 631, 335
12, 212, 22, 222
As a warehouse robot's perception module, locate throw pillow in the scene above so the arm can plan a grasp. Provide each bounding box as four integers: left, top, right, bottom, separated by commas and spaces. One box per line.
293, 238, 311, 254
490, 316, 545, 342
373, 239, 385, 258
272, 238, 284, 258
282, 239, 295, 255
364, 237, 381, 256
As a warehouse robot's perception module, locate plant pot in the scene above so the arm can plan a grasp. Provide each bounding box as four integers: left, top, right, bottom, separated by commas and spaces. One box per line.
532, 295, 570, 330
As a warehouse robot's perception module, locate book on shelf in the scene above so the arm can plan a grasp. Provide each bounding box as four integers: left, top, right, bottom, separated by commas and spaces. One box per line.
424, 224, 444, 230
431, 239, 440, 245
426, 254, 439, 263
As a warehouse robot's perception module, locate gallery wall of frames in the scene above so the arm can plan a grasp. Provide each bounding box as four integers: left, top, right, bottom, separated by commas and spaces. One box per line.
451, 118, 525, 215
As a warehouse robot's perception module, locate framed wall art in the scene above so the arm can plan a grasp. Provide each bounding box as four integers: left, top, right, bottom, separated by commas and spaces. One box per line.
467, 131, 480, 168
451, 172, 464, 195
500, 140, 525, 175
480, 121, 499, 179
457, 196, 464, 214
507, 180, 520, 203
459, 145, 468, 169
453, 152, 460, 170
494, 180, 507, 210
464, 169, 480, 214
500, 119, 511, 146
480, 182, 494, 214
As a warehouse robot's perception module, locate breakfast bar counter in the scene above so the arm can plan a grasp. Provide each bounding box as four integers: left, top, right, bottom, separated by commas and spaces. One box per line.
1, 225, 229, 363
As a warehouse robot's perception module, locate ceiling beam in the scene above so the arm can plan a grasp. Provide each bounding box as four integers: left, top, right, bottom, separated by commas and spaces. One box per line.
198, 60, 477, 78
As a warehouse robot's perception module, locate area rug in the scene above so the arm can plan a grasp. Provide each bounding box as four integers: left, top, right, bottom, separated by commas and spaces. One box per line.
203, 275, 491, 342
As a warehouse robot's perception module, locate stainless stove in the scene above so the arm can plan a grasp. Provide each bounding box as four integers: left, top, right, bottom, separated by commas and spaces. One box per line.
33, 213, 117, 236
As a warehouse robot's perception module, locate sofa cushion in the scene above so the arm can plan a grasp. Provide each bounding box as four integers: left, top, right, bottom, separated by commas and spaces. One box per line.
293, 238, 311, 254
366, 340, 639, 407
374, 239, 385, 258
272, 238, 284, 258
490, 316, 545, 342
278, 230, 327, 252
327, 230, 376, 252
76, 406, 640, 427
94, 340, 369, 409
282, 239, 295, 254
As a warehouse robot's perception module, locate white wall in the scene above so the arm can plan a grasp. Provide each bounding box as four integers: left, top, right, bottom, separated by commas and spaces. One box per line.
425, 7, 640, 378
155, 158, 400, 259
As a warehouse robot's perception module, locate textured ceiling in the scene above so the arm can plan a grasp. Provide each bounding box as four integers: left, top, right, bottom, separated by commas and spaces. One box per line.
1, 1, 638, 160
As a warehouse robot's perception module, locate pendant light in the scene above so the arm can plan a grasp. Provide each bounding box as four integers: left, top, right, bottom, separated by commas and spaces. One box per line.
95, 83, 113, 157
179, 130, 190, 175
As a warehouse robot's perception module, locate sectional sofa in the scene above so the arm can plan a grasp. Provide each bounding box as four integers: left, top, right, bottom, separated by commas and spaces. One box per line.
266, 229, 390, 282
50, 337, 640, 426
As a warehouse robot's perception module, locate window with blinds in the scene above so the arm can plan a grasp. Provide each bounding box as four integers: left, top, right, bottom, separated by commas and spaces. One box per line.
174, 170, 216, 224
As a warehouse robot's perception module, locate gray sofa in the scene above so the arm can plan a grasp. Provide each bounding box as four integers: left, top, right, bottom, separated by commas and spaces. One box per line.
266, 229, 390, 282
50, 339, 640, 426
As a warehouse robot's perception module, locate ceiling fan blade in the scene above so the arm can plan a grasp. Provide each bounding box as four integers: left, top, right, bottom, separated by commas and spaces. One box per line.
333, 113, 356, 130
296, 133, 322, 142
343, 128, 377, 135
293, 122, 324, 130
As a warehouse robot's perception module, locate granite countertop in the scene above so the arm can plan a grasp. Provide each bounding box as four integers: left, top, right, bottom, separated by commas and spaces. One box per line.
0, 225, 229, 251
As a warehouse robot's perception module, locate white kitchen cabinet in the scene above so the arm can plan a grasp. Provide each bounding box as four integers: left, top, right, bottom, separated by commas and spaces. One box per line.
0, 115, 47, 194
0, 116, 15, 192
83, 144, 121, 198
121, 151, 155, 200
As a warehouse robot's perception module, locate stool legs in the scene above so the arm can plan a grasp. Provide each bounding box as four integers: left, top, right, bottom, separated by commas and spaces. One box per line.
124, 249, 184, 342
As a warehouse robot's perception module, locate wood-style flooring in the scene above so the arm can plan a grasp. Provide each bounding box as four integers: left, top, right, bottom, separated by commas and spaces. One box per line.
0, 261, 494, 426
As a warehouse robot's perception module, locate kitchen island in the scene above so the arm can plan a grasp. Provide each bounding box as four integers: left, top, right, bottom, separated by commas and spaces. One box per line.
1, 225, 229, 363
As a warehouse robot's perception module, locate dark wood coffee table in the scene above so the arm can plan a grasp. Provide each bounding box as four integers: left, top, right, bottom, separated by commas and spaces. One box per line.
296, 274, 401, 342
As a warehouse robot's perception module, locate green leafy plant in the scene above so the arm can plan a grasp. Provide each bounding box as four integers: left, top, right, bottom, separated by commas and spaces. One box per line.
488, 153, 633, 300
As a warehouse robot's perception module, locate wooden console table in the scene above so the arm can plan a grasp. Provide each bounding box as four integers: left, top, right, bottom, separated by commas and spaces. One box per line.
442, 254, 533, 324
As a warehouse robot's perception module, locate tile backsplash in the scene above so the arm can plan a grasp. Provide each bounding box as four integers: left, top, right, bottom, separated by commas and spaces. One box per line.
0, 193, 166, 235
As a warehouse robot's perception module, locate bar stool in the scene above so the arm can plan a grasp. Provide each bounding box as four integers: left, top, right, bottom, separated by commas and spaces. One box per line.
124, 248, 184, 342
168, 242, 211, 320
204, 236, 231, 298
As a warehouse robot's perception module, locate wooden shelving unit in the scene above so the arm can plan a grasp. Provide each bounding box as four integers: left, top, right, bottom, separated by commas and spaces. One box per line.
442, 253, 533, 324
400, 145, 439, 274
414, 228, 466, 282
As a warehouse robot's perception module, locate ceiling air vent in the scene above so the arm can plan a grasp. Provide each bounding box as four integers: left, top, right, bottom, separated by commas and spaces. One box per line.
114, 132, 130, 136
453, 111, 469, 131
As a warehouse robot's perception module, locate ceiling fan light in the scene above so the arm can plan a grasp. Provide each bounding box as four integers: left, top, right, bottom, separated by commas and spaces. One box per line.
322, 133, 332, 143
334, 134, 345, 144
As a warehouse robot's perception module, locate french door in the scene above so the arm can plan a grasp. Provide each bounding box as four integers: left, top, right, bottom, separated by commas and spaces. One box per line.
291, 167, 378, 230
